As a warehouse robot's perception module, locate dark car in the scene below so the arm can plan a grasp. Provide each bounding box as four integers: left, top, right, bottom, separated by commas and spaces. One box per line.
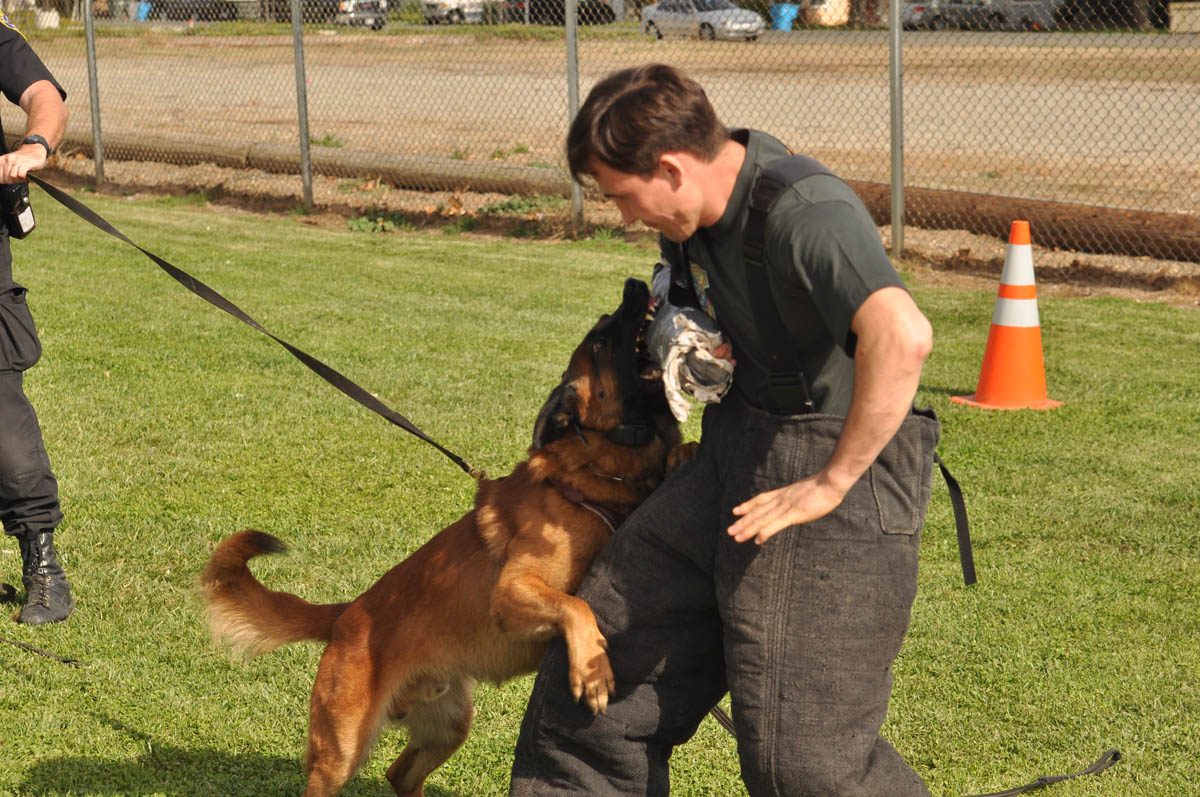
149, 0, 237, 20
260, 0, 340, 21
506, 0, 617, 23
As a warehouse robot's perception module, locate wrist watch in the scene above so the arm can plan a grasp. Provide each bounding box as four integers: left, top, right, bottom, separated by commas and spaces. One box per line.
21, 135, 52, 159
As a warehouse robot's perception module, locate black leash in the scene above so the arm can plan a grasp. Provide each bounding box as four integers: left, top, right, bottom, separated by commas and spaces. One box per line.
0, 632, 86, 667
964, 749, 1122, 796
30, 176, 487, 481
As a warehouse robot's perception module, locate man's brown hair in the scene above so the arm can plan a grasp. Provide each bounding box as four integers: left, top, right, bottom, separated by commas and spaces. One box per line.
566, 64, 730, 185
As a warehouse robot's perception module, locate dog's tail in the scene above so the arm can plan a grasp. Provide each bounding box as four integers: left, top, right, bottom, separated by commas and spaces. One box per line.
200, 529, 348, 659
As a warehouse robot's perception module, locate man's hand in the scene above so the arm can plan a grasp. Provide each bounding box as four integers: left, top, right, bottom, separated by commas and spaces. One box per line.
0, 79, 68, 185
728, 473, 849, 545
0, 146, 46, 184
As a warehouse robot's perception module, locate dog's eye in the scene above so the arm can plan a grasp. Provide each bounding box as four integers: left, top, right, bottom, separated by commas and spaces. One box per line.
591, 339, 606, 353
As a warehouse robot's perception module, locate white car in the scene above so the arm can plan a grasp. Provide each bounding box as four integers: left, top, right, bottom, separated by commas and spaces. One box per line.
642, 0, 765, 40
335, 0, 387, 28
422, 0, 483, 23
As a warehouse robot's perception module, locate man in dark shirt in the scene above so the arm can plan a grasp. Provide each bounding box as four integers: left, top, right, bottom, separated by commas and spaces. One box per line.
510, 64, 938, 795
0, 13, 73, 625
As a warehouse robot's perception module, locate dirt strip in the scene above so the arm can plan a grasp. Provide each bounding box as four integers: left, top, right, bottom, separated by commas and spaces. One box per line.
41, 157, 1200, 310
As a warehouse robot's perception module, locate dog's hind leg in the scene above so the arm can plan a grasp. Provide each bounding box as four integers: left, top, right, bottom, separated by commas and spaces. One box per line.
302, 637, 393, 797
385, 674, 475, 797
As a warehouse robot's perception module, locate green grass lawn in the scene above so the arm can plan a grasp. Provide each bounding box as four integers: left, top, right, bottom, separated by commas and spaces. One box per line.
0, 185, 1196, 796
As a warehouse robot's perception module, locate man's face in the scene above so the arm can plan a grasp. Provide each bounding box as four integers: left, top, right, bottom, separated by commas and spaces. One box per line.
588, 156, 702, 243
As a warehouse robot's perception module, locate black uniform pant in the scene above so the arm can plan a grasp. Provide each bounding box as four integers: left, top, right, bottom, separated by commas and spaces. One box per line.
0, 245, 61, 539
510, 391, 939, 796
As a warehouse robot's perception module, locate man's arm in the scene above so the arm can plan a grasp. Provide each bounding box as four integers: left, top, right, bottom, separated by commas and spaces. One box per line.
0, 79, 68, 184
727, 286, 932, 545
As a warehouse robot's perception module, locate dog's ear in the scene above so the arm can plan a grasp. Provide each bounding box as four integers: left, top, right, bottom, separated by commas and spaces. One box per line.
532, 382, 577, 450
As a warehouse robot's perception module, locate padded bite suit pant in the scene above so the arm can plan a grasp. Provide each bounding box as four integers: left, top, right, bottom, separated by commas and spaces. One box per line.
510, 391, 939, 796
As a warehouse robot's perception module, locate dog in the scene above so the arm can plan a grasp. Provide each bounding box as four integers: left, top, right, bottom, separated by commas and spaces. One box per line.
201, 277, 694, 797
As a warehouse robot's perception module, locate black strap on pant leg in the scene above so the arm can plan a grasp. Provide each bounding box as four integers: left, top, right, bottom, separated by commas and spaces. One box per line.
963, 749, 1122, 796
934, 452, 976, 586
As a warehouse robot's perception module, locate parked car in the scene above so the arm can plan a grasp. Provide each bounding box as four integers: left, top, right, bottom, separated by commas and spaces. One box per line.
642, 0, 765, 39
334, 0, 387, 27
149, 0, 237, 20
928, 0, 1062, 28
260, 0, 340, 21
506, 0, 616, 24
901, 0, 938, 27
422, 0, 484, 22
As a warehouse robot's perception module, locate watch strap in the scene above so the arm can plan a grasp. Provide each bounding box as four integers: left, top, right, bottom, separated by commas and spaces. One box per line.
21, 135, 52, 159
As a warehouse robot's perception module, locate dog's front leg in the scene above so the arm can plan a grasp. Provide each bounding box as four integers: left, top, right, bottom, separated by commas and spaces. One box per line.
491, 560, 614, 715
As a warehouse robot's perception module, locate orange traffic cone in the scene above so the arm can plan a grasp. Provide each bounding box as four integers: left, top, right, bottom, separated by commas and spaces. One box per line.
951, 220, 1062, 410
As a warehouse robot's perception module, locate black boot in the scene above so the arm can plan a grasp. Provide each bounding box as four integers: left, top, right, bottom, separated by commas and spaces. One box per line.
17, 532, 74, 625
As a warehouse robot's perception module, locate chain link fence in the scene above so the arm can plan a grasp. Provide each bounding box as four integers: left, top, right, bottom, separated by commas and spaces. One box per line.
7, 2, 1199, 261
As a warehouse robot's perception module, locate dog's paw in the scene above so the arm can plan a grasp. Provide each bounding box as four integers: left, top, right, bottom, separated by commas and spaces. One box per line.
667, 441, 699, 473
570, 648, 615, 715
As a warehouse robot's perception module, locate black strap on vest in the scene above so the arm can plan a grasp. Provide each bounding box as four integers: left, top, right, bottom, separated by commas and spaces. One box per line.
741, 154, 833, 415
741, 155, 977, 587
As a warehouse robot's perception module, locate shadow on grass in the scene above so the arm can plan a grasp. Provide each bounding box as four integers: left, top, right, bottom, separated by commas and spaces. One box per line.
19, 715, 466, 796
20, 750, 466, 796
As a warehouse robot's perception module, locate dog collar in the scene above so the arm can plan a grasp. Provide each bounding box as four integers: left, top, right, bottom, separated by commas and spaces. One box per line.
603, 423, 657, 447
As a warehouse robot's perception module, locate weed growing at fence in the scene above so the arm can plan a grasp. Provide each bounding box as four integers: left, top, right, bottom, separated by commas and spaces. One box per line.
348, 211, 416, 233
310, 133, 346, 149
0, 187, 1195, 796
442, 215, 477, 234
480, 193, 567, 215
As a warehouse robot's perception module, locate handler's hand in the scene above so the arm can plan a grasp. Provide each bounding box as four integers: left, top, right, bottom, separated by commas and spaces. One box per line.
728, 476, 847, 545
0, 147, 46, 184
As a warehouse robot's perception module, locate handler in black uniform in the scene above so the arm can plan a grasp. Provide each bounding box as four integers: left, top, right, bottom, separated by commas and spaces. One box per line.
0, 13, 73, 625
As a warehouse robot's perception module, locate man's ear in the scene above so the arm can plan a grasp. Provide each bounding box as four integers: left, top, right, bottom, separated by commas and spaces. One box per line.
658, 153, 685, 189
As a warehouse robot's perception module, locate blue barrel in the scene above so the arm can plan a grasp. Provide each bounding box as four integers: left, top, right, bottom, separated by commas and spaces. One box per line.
136, 0, 152, 19
769, 2, 799, 29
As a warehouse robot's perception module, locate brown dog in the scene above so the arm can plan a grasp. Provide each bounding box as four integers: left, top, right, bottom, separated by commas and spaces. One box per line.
201, 277, 691, 797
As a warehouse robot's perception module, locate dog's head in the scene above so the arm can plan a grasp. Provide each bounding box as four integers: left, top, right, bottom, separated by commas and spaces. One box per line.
533, 277, 678, 453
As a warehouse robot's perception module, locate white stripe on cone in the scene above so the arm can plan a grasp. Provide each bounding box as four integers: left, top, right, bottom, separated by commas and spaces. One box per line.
1000, 241, 1035, 286
991, 297, 1041, 327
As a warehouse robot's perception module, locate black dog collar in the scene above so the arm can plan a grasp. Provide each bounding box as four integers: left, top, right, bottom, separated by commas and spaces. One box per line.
603, 423, 657, 447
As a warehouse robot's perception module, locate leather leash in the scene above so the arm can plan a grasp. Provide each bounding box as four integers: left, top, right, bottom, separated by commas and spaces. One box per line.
30, 175, 487, 481
964, 749, 1122, 796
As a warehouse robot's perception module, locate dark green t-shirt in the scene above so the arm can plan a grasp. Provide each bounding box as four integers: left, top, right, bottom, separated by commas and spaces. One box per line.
660, 129, 906, 416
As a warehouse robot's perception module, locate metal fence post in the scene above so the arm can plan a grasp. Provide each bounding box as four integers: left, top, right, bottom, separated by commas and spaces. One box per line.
83, 0, 104, 185
888, 0, 903, 257
290, 0, 314, 211
566, 0, 583, 228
